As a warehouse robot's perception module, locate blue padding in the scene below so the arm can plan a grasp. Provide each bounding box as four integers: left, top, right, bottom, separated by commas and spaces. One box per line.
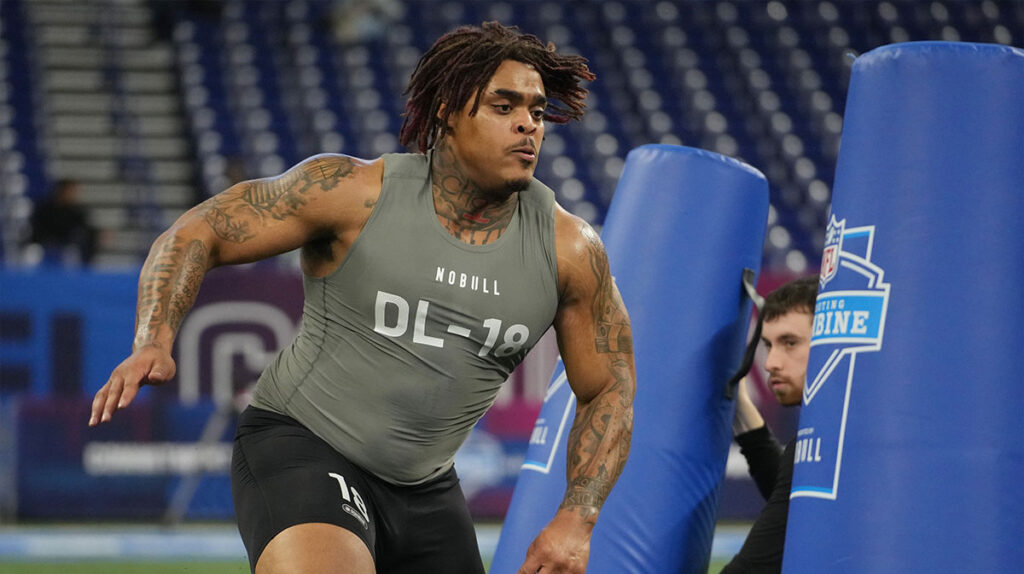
492, 145, 768, 573
784, 42, 1024, 574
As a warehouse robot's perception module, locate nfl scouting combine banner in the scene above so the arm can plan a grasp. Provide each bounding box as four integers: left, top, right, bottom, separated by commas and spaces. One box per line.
789, 215, 890, 499
783, 42, 1024, 573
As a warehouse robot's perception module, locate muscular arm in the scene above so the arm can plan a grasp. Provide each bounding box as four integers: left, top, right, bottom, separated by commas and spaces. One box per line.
555, 220, 635, 523
90, 154, 377, 425
132, 234, 210, 352
133, 155, 366, 347
518, 208, 635, 573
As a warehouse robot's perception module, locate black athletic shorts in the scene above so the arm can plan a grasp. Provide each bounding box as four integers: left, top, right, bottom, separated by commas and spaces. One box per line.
231, 406, 485, 573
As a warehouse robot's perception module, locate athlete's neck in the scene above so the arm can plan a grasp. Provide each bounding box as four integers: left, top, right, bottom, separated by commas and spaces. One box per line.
429, 140, 519, 245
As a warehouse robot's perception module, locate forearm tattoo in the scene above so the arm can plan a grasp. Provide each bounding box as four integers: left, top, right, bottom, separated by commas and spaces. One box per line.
133, 156, 356, 348
583, 225, 633, 354
134, 235, 210, 349
203, 156, 356, 243
561, 358, 635, 523
560, 228, 636, 522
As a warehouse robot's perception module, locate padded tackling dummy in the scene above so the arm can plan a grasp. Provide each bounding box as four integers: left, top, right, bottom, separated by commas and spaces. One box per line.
491, 144, 768, 573
784, 42, 1024, 573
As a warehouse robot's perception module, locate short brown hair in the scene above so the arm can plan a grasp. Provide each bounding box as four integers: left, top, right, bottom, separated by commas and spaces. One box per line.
761, 276, 819, 322
399, 21, 595, 153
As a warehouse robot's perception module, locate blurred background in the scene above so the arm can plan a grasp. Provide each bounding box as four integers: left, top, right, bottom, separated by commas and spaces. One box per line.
0, 0, 1021, 571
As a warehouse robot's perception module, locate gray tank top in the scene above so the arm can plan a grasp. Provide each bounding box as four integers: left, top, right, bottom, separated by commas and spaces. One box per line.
250, 152, 559, 485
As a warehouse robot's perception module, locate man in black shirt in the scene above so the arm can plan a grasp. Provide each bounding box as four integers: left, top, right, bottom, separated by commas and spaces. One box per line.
723, 275, 818, 573
29, 179, 97, 265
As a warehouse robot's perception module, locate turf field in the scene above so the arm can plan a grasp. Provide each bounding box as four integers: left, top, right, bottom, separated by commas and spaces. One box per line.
0, 524, 741, 573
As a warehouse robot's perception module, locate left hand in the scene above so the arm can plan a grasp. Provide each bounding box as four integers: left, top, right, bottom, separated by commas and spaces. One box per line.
517, 509, 593, 573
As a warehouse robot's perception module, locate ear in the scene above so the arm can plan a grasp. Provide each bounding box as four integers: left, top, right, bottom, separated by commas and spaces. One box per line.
438, 101, 458, 133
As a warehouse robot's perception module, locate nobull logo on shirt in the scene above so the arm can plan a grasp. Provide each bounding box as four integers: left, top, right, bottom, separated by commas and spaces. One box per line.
791, 214, 891, 501
434, 266, 501, 296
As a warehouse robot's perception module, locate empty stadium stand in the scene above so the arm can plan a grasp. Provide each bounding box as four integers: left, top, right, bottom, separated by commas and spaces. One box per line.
2, 0, 1020, 270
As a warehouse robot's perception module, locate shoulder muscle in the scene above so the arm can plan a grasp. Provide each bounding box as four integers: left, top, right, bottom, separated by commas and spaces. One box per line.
193, 154, 382, 266
554, 204, 606, 304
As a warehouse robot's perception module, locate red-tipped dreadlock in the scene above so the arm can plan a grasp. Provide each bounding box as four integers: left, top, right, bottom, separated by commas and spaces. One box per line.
399, 21, 596, 153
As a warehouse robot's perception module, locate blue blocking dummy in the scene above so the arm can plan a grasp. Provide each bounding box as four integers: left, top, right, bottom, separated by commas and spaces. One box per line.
491, 145, 768, 573
784, 43, 1024, 574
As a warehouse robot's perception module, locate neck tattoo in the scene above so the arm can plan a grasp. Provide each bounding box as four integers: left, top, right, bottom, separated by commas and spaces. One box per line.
462, 211, 491, 224
430, 140, 518, 244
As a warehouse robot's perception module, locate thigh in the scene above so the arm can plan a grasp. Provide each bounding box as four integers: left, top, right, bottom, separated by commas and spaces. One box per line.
231, 407, 379, 571
377, 469, 485, 574
256, 523, 374, 574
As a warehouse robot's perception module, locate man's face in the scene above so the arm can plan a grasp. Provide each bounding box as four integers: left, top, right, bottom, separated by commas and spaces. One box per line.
761, 310, 813, 407
443, 59, 547, 194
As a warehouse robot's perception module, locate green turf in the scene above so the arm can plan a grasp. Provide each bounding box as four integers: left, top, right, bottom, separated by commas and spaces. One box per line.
708, 558, 729, 573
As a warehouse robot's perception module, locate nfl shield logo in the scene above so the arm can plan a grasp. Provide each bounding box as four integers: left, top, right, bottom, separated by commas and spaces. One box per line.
820, 214, 845, 287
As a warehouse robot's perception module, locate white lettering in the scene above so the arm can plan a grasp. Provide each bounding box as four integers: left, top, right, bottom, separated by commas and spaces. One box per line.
329, 472, 352, 502
814, 313, 825, 336
350, 487, 369, 524
851, 311, 869, 334
794, 438, 823, 464
82, 442, 232, 475
529, 426, 548, 445
329, 472, 369, 524
832, 311, 850, 334
413, 300, 444, 348
495, 323, 529, 357
431, 266, 500, 296
478, 318, 502, 356
374, 291, 409, 337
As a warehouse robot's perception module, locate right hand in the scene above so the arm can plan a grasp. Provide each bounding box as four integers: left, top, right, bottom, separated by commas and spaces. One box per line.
517, 509, 594, 574
732, 377, 765, 436
89, 345, 176, 426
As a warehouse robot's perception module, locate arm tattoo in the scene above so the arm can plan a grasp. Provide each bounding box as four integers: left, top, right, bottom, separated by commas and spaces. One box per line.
167, 241, 208, 332
560, 358, 635, 522
203, 207, 250, 243
558, 225, 636, 522
204, 156, 356, 243
134, 235, 210, 349
582, 226, 633, 354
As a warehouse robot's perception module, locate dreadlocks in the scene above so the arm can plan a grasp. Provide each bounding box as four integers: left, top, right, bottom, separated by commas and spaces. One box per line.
399, 21, 596, 153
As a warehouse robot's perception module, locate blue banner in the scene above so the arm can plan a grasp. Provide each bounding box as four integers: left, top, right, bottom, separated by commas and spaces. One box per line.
0, 266, 542, 520
792, 216, 890, 500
